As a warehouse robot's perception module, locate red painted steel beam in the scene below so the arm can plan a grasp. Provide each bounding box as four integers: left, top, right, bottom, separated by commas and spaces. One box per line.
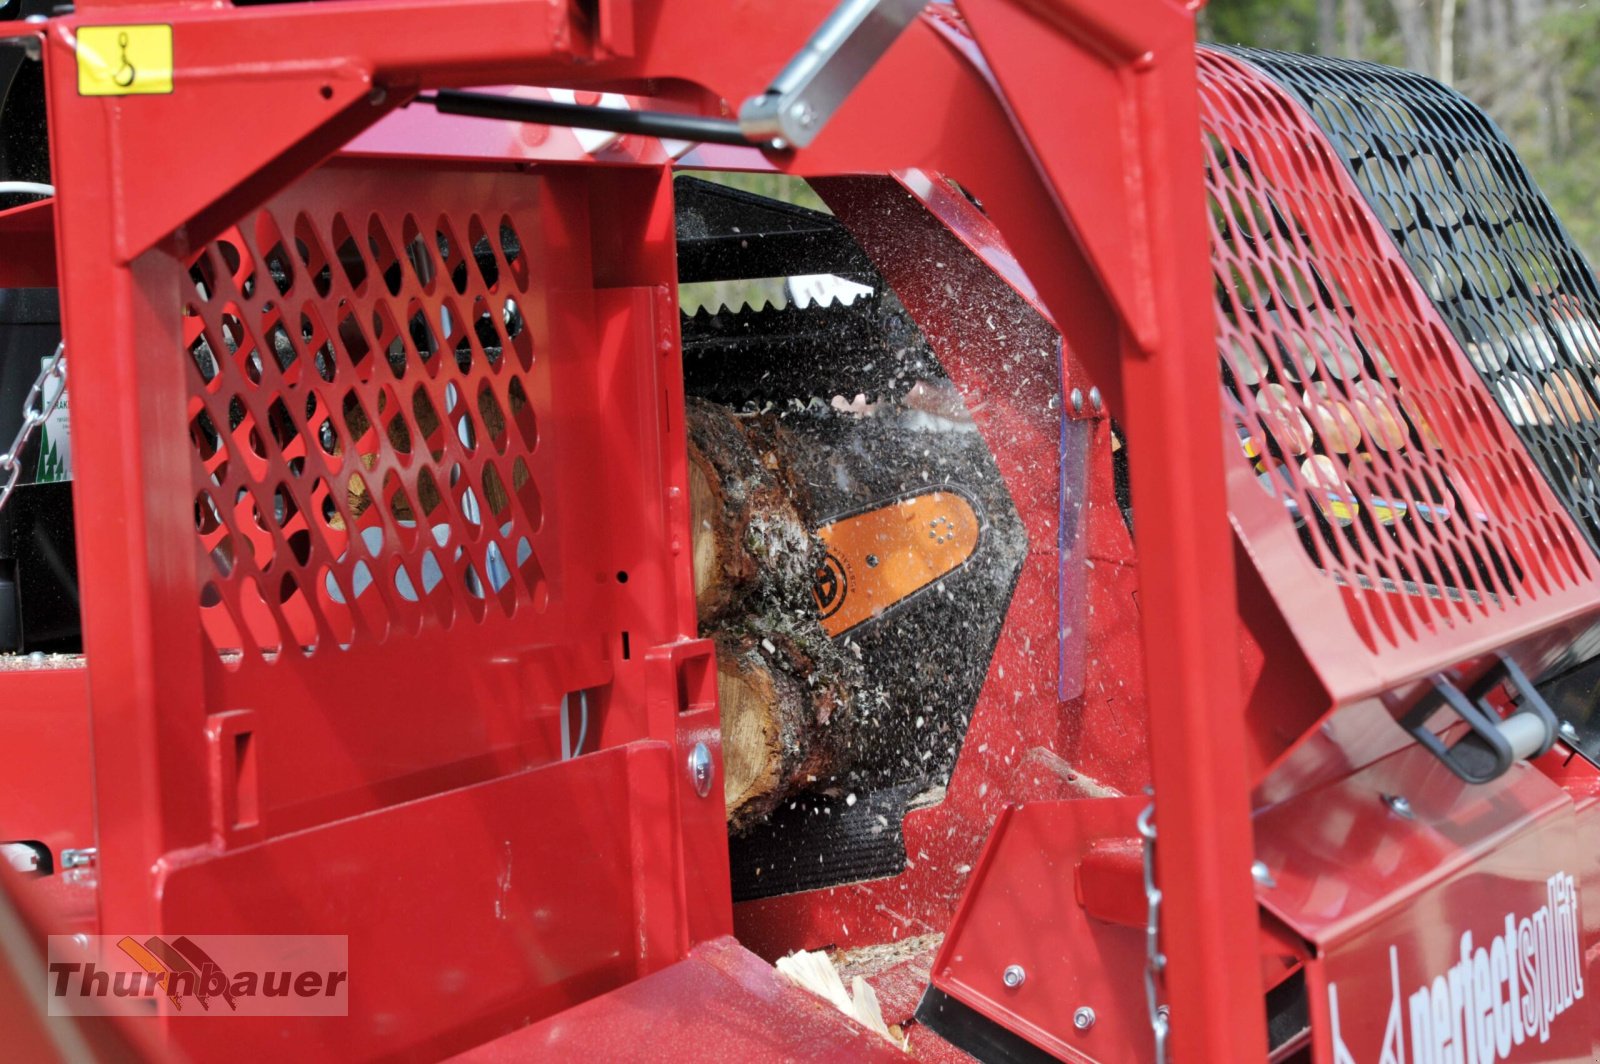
946, 2, 1269, 1060
43, 0, 586, 259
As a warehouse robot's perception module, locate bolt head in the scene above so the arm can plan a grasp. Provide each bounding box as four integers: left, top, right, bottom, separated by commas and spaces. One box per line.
1088, 386, 1103, 411
1001, 964, 1025, 988
1384, 793, 1414, 819
1561, 720, 1579, 739
688, 742, 713, 798
1072, 1006, 1096, 1031
1069, 388, 1084, 414
1251, 859, 1276, 888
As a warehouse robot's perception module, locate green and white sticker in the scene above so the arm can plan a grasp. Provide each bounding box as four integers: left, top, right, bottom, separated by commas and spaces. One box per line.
34, 354, 69, 483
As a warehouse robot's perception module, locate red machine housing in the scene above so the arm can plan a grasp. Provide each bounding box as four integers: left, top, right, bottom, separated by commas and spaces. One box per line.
0, 1, 1597, 1062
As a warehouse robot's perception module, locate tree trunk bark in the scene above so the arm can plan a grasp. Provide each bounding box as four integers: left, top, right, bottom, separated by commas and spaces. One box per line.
1465, 0, 1490, 77
1318, 0, 1338, 55
1342, 0, 1367, 56
1390, 0, 1432, 72
1436, 0, 1459, 85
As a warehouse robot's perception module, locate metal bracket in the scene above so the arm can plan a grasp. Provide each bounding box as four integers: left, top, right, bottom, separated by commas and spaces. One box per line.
1400, 654, 1557, 784
737, 0, 928, 148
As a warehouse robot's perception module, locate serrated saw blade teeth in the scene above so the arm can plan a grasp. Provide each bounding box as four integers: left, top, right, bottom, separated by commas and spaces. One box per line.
680, 298, 938, 407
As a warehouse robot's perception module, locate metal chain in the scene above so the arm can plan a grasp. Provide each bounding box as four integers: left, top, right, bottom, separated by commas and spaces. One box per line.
0, 342, 66, 514
1138, 802, 1170, 1064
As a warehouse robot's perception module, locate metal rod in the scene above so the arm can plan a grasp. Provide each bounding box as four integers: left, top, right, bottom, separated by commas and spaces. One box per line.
419, 90, 764, 147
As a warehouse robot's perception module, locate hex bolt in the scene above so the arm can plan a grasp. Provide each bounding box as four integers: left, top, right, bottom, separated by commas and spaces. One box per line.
688, 742, 713, 798
61, 848, 97, 870
1073, 1006, 1096, 1031
1001, 964, 1026, 989
1383, 793, 1414, 819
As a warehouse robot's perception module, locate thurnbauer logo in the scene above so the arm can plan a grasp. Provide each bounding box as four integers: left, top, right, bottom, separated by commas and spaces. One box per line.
46, 934, 348, 1017
1328, 873, 1584, 1063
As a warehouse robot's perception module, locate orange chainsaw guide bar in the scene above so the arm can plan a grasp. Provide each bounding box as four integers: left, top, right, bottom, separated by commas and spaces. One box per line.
811, 489, 981, 637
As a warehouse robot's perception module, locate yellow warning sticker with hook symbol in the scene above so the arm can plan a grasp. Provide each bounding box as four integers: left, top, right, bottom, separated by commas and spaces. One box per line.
76, 25, 172, 96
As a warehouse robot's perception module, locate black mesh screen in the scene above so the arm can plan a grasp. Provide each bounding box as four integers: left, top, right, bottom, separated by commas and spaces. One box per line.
1225, 45, 1600, 555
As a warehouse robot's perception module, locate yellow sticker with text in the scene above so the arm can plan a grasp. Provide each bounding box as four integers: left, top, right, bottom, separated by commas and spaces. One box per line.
76, 25, 172, 96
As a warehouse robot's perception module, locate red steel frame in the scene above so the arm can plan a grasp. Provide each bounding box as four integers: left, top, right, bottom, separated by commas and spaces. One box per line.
0, 0, 1273, 1058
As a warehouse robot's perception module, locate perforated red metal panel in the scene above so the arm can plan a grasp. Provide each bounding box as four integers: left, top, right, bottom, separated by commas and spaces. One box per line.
189, 188, 543, 655
1230, 48, 1600, 561
179, 164, 692, 837
1197, 49, 1600, 702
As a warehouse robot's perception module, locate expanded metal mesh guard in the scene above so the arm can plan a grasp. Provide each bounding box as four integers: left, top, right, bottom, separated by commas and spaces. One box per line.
170, 164, 690, 835
1197, 49, 1595, 662
1228, 46, 1600, 558
186, 173, 543, 659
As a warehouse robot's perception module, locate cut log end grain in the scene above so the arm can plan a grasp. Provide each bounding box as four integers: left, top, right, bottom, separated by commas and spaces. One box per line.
716, 630, 864, 832
688, 439, 742, 622
718, 646, 784, 824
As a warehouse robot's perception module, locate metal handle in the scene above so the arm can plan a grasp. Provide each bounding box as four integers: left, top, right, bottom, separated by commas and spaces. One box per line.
1401, 653, 1556, 784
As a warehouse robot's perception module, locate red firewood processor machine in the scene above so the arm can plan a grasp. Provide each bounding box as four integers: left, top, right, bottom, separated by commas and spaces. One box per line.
0, 0, 1597, 1060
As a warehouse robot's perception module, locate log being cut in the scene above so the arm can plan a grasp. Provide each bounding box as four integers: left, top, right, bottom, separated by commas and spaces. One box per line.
687, 397, 867, 830
678, 281, 1030, 899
